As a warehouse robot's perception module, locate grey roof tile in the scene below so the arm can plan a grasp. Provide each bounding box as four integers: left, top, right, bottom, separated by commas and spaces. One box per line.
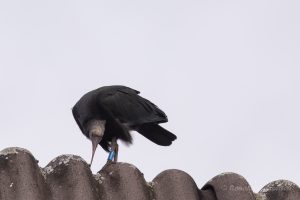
152, 169, 200, 200
258, 180, 300, 200
0, 147, 299, 200
202, 172, 256, 200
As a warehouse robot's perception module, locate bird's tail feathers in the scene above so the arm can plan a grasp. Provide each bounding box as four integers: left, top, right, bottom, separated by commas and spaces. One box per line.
137, 124, 177, 146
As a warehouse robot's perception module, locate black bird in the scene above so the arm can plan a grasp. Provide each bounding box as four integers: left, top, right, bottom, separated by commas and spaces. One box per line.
72, 85, 177, 166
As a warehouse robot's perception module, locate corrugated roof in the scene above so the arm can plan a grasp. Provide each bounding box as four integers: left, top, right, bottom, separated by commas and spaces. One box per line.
0, 147, 299, 200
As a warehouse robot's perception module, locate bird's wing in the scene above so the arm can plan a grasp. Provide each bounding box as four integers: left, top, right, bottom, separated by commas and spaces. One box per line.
97, 87, 168, 127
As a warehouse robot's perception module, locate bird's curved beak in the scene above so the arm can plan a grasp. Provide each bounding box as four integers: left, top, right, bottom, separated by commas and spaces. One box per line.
90, 135, 102, 167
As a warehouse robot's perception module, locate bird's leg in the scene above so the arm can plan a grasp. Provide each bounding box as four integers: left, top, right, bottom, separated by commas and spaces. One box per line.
107, 137, 118, 163
114, 142, 119, 162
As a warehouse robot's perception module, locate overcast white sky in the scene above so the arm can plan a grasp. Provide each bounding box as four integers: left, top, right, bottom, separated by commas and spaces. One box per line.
0, 0, 299, 192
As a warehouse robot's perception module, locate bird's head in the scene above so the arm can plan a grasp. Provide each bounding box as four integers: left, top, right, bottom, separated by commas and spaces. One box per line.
87, 119, 106, 166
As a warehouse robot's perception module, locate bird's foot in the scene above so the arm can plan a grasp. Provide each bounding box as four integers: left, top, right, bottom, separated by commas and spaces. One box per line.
105, 160, 116, 166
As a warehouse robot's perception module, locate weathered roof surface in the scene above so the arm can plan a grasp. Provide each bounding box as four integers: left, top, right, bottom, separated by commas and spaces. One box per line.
0, 147, 299, 200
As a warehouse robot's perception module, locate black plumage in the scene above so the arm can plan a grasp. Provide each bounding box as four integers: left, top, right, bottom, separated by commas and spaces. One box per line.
72, 85, 177, 164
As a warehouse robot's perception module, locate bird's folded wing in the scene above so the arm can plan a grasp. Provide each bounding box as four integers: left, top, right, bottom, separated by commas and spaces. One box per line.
97, 88, 168, 127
